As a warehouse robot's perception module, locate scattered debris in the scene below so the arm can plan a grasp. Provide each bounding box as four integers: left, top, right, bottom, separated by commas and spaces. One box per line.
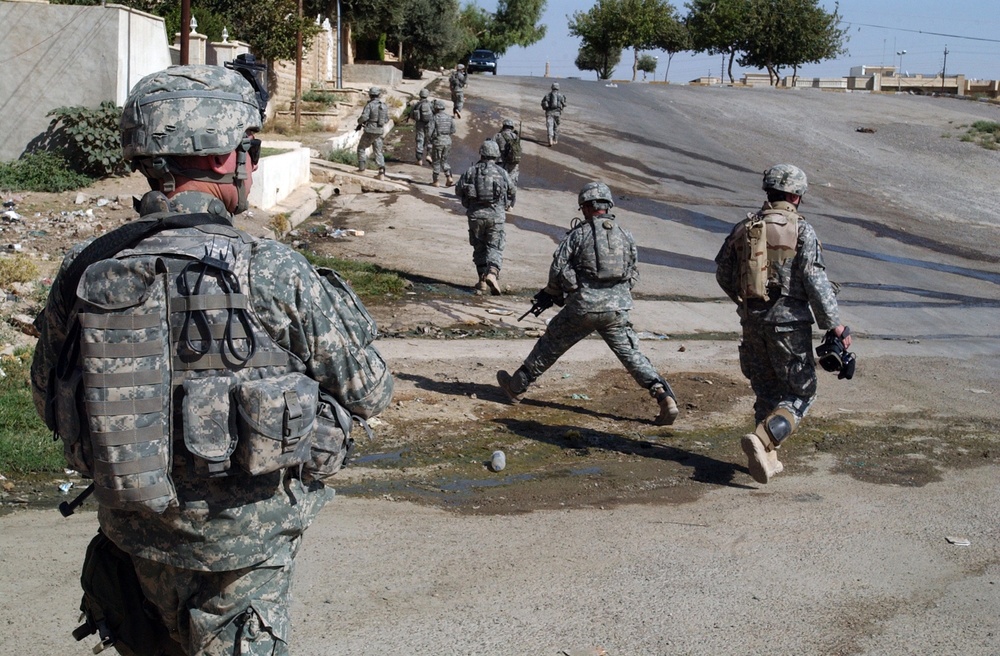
570, 393, 591, 400
945, 536, 971, 546
966, 389, 992, 395
490, 450, 506, 472
855, 127, 877, 133
636, 331, 670, 340
486, 308, 512, 316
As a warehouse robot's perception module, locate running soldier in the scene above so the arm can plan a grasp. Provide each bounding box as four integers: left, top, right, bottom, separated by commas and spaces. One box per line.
497, 182, 679, 425
408, 88, 434, 166
455, 140, 515, 295
429, 99, 456, 187
449, 64, 467, 118
356, 86, 388, 179
492, 118, 522, 187
715, 163, 854, 484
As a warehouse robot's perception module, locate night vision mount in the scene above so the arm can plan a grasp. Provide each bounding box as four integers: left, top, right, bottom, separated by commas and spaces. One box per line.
226, 53, 269, 122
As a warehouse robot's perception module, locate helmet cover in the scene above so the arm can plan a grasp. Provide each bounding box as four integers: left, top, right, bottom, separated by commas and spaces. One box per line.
762, 163, 808, 196
479, 140, 501, 159
578, 181, 614, 208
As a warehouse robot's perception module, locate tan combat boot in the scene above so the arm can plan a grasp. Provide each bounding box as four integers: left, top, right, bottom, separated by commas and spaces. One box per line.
496, 369, 526, 404
377, 167, 386, 180
651, 384, 679, 426
484, 267, 501, 296
445, 173, 454, 186
741, 431, 780, 484
432, 175, 441, 188
474, 273, 489, 293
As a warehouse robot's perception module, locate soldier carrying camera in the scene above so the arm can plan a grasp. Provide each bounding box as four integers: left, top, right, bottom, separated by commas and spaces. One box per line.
715, 163, 855, 484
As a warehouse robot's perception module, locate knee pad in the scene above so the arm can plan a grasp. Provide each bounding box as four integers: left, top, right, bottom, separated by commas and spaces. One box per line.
754, 407, 798, 450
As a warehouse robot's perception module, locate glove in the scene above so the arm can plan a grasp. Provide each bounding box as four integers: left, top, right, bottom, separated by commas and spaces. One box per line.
355, 124, 362, 131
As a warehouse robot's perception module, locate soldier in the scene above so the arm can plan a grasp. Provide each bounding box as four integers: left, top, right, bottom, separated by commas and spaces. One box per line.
455, 140, 515, 295
492, 118, 522, 187
449, 63, 468, 118
30, 64, 393, 655
407, 88, 434, 166
715, 163, 854, 484
497, 182, 679, 425
356, 86, 389, 179
541, 82, 567, 146
429, 99, 456, 188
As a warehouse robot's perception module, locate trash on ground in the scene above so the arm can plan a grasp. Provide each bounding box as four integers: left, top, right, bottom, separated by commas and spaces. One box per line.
490, 450, 506, 472
945, 536, 971, 546
486, 309, 512, 316
966, 388, 992, 395
570, 393, 590, 400
58, 482, 74, 494
636, 331, 670, 340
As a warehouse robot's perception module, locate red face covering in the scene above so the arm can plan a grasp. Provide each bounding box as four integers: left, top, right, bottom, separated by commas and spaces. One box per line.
169, 150, 256, 213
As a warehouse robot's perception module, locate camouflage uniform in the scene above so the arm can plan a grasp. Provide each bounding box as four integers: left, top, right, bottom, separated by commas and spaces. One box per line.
357, 88, 389, 174
541, 84, 567, 145
31, 65, 394, 655
429, 100, 456, 186
455, 142, 515, 291
715, 198, 840, 425
497, 183, 677, 424
493, 121, 521, 187
449, 65, 467, 117
409, 90, 434, 164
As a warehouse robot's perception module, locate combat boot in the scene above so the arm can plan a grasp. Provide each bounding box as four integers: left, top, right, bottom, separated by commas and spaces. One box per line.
377, 167, 386, 180
496, 368, 530, 404
416, 154, 424, 167
484, 266, 501, 296
432, 174, 441, 188
651, 384, 679, 426
474, 272, 489, 293
445, 173, 454, 186
740, 432, 779, 484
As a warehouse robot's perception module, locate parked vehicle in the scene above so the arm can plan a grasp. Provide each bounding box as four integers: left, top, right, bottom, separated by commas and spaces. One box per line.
467, 49, 498, 75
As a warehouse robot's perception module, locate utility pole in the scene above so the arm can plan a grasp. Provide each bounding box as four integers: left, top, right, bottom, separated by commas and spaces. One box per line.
180, 0, 190, 65
941, 45, 949, 94
294, 0, 303, 129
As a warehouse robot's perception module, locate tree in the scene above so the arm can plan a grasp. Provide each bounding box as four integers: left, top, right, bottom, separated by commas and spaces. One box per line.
637, 53, 657, 80
684, 0, 750, 84
399, 0, 468, 75
651, 16, 690, 82
737, 0, 848, 85
574, 40, 622, 80
457, 0, 547, 59
570, 0, 681, 82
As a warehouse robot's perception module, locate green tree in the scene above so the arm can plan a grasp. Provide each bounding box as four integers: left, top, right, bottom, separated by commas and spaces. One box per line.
457, 0, 547, 58
399, 0, 468, 76
570, 0, 681, 82
637, 53, 657, 80
737, 0, 847, 85
574, 39, 622, 80
651, 16, 690, 82
201, 0, 320, 63
684, 0, 750, 83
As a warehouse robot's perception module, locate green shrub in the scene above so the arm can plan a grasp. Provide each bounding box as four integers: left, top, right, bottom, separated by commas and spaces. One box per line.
0, 152, 93, 192
0, 254, 40, 287
301, 87, 348, 105
327, 148, 358, 166
963, 121, 1000, 149
303, 252, 407, 298
46, 102, 128, 177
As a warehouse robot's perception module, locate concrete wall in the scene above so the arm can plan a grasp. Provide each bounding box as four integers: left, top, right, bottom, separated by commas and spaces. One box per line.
249, 142, 312, 210
343, 64, 402, 89
0, 3, 170, 161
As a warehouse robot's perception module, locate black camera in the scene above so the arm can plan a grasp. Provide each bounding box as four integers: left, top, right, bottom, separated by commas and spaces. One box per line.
816, 328, 856, 380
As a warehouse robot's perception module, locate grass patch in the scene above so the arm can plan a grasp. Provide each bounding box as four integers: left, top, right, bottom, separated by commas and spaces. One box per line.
303, 252, 408, 298
0, 253, 39, 286
301, 88, 348, 105
963, 120, 1000, 149
0, 152, 93, 192
327, 148, 358, 166
0, 349, 63, 475
260, 147, 294, 158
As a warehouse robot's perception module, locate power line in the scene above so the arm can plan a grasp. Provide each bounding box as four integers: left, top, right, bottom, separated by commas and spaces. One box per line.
845, 21, 1000, 44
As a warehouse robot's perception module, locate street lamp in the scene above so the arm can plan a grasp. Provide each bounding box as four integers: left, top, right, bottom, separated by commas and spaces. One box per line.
896, 49, 906, 76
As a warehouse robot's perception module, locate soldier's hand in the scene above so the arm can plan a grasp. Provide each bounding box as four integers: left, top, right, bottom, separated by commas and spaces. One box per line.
355, 124, 362, 131
834, 325, 852, 349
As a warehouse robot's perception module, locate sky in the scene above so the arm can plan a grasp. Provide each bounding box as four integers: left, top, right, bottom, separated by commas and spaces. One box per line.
473, 0, 1000, 82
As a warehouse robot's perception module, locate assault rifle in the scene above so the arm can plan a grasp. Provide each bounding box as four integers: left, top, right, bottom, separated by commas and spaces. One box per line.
518, 289, 559, 321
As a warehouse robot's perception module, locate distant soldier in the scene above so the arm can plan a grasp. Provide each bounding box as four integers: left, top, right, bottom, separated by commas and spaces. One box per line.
496, 182, 679, 425
450, 64, 468, 118
455, 140, 515, 295
492, 118, 522, 187
541, 82, 567, 146
356, 86, 388, 179
407, 88, 434, 166
429, 99, 456, 187
715, 164, 855, 484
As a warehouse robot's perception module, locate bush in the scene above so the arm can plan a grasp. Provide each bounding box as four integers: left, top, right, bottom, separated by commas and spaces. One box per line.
46, 102, 128, 177
0, 152, 93, 192
0, 254, 40, 287
327, 148, 358, 166
303, 252, 407, 298
301, 87, 348, 105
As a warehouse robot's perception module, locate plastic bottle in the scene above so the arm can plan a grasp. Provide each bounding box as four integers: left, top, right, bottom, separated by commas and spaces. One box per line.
490, 450, 506, 472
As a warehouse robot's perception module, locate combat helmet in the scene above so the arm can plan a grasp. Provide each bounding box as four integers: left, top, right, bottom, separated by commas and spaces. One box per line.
457, 64, 466, 70
578, 182, 614, 208
551, 82, 560, 90
368, 86, 382, 97
762, 164, 808, 196
480, 140, 501, 159
120, 64, 262, 213
419, 89, 429, 98
432, 99, 446, 111
502, 118, 515, 128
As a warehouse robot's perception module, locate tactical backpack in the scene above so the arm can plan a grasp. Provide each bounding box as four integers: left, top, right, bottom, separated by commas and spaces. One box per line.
575, 216, 631, 282
498, 132, 521, 164
416, 100, 433, 123
46, 218, 361, 515
737, 208, 800, 301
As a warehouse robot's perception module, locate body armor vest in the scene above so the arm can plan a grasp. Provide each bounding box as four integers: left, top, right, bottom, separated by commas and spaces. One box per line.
575, 216, 630, 282
58, 223, 323, 514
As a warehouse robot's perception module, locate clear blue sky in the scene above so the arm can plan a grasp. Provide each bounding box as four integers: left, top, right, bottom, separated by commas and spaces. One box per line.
474, 0, 1000, 82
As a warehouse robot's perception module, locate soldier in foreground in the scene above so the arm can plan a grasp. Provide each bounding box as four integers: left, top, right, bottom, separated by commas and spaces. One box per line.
356, 86, 389, 179
455, 140, 515, 295
407, 88, 434, 166
449, 63, 467, 118
429, 99, 456, 187
492, 118, 522, 187
30, 63, 393, 655
715, 164, 854, 484
541, 82, 567, 146
497, 182, 679, 425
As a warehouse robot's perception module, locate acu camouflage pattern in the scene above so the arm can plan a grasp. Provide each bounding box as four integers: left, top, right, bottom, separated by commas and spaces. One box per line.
449, 69, 467, 112
542, 90, 567, 143
516, 211, 667, 394
121, 66, 261, 162
410, 97, 434, 159
429, 110, 456, 176
357, 97, 389, 170
31, 190, 393, 573
456, 160, 514, 273
493, 127, 521, 185
734, 205, 800, 301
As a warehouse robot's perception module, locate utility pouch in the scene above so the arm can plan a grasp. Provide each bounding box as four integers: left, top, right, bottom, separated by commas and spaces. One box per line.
306, 390, 357, 481
234, 373, 318, 475
739, 214, 769, 301
182, 375, 238, 477
48, 365, 92, 476
74, 531, 169, 656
